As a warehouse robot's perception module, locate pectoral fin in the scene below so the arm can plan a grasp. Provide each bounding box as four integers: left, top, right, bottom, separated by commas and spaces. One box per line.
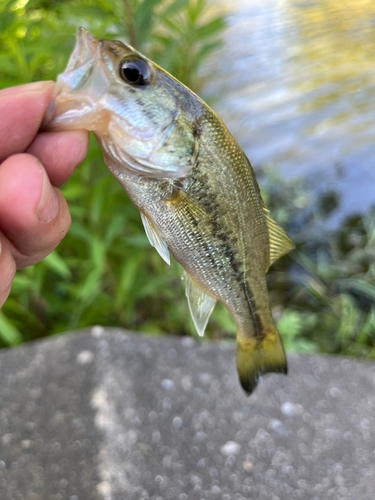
183, 272, 216, 337
264, 214, 294, 269
140, 212, 170, 265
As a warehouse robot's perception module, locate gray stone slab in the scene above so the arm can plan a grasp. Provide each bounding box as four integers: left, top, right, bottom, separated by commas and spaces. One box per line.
1, 328, 375, 500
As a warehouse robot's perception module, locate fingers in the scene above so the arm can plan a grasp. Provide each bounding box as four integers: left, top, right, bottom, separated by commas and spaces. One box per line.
0, 234, 16, 308
0, 82, 90, 305
27, 130, 89, 186
0, 154, 71, 268
0, 82, 89, 184
0, 81, 55, 163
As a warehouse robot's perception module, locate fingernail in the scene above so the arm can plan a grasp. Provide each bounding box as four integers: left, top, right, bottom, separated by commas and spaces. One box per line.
35, 169, 58, 222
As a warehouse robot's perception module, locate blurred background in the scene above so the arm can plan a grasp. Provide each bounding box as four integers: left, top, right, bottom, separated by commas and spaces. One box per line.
0, 0, 374, 357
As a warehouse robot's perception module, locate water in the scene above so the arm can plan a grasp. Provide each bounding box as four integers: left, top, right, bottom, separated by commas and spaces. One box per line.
203, 0, 375, 223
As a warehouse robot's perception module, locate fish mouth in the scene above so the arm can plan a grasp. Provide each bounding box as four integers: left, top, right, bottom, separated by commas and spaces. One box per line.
42, 28, 108, 131
65, 27, 99, 74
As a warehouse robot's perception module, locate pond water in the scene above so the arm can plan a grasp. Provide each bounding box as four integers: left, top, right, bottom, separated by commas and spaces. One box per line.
203, 0, 375, 224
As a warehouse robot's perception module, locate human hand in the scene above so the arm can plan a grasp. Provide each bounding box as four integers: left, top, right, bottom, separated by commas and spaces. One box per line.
0, 82, 89, 308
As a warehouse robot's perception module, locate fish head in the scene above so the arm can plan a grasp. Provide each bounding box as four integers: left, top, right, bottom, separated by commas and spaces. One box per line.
44, 28, 199, 178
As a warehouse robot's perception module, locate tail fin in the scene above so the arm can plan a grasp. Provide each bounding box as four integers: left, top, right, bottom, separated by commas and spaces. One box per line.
236, 325, 287, 395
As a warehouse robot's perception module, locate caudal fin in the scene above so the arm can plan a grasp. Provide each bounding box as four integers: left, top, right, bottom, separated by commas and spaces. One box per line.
236, 326, 287, 395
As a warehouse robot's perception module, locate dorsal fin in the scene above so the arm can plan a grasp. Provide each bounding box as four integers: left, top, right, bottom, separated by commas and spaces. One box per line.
183, 272, 216, 337
264, 214, 294, 269
245, 155, 269, 211
244, 155, 294, 268
140, 212, 170, 265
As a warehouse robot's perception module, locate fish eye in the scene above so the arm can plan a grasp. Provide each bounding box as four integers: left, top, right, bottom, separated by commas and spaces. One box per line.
119, 57, 153, 86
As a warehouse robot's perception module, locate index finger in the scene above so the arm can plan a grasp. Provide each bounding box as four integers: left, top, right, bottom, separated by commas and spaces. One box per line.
0, 81, 55, 163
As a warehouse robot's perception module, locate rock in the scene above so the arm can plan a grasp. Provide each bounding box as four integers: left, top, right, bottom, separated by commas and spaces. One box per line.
1, 328, 375, 499
220, 441, 241, 456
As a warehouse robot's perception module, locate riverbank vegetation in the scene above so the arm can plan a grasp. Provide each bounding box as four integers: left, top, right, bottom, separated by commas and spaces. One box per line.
1, 0, 374, 356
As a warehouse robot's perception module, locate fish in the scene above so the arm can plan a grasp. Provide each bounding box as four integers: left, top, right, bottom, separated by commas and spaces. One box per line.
44, 28, 294, 395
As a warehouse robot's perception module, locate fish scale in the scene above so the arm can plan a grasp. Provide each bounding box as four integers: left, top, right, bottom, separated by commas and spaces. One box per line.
187, 112, 269, 333
44, 28, 294, 395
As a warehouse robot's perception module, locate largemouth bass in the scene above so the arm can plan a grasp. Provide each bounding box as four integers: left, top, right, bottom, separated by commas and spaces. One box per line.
44, 28, 294, 395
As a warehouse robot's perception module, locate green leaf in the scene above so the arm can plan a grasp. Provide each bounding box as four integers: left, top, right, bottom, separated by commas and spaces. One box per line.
195, 41, 221, 67
187, 0, 205, 23
125, 234, 150, 248
339, 278, 375, 301
0, 312, 22, 346
135, 0, 161, 21
196, 17, 226, 40
160, 0, 190, 19
44, 251, 72, 279
104, 214, 126, 247
115, 255, 142, 308
277, 311, 304, 339
337, 294, 359, 341
77, 269, 102, 302
91, 236, 106, 272
135, 0, 160, 35
10, 274, 33, 292
0, 11, 15, 32
163, 17, 184, 35
61, 182, 86, 200
69, 222, 93, 243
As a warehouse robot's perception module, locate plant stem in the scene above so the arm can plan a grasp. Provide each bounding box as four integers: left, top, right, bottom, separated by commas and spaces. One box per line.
123, 0, 138, 48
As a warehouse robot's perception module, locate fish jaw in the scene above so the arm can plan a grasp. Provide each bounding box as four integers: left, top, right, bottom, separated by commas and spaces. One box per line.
43, 28, 112, 132
64, 27, 98, 74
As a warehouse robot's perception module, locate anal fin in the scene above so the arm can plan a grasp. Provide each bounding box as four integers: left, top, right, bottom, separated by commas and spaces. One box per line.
140, 212, 170, 265
183, 272, 216, 337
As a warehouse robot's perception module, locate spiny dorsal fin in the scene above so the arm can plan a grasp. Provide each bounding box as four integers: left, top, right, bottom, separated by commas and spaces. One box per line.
140, 212, 170, 265
183, 271, 216, 337
264, 214, 294, 269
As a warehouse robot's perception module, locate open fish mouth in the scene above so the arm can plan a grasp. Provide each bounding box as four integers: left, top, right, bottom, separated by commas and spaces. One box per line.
64, 27, 99, 74
43, 28, 108, 130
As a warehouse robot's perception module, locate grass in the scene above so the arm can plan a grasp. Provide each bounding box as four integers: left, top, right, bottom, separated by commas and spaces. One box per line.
0, 0, 374, 356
